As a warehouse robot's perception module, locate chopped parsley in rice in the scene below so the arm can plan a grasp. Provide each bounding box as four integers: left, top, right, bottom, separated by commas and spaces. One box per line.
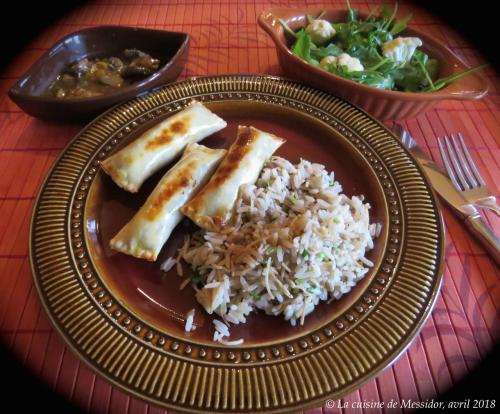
177, 156, 381, 342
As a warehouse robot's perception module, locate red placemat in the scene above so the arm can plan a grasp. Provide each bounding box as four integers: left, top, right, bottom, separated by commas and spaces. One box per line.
0, 1, 498, 413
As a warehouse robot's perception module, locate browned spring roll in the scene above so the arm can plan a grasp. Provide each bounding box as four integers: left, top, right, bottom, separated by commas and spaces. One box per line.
181, 126, 285, 232
110, 143, 227, 261
101, 101, 226, 192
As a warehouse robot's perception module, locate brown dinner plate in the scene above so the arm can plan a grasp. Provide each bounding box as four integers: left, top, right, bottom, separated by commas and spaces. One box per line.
30, 75, 444, 413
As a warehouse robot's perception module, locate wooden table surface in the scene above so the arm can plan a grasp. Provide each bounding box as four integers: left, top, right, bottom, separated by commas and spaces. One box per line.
0, 1, 498, 413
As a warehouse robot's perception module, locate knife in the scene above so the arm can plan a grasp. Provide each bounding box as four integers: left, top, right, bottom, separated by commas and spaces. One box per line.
392, 124, 500, 265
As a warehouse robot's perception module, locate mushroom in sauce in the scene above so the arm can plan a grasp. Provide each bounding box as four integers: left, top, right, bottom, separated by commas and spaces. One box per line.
48, 49, 161, 98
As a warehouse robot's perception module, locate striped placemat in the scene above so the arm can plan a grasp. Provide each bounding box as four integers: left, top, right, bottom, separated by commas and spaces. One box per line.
0, 1, 498, 412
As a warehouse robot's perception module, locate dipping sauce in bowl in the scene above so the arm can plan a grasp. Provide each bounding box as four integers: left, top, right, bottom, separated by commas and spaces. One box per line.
8, 26, 189, 121
48, 49, 160, 98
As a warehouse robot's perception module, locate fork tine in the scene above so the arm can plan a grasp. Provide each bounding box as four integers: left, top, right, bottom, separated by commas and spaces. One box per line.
450, 133, 478, 188
438, 137, 463, 191
458, 132, 486, 186
444, 135, 470, 190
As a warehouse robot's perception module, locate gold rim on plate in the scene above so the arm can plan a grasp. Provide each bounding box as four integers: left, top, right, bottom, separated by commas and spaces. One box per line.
30, 75, 444, 413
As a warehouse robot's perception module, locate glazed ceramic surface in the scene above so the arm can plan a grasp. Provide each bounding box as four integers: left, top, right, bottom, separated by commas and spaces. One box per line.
259, 8, 488, 120
30, 75, 444, 413
9, 26, 189, 121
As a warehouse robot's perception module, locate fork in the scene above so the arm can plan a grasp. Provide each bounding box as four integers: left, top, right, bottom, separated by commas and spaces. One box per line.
437, 133, 500, 217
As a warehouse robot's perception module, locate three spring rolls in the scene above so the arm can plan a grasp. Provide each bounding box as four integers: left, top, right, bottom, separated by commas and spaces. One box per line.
110, 144, 227, 261
101, 101, 226, 192
182, 126, 285, 232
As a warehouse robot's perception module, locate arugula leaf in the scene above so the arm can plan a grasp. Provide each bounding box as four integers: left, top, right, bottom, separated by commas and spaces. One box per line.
349, 45, 384, 67
414, 51, 436, 90
333, 20, 378, 50
345, 0, 358, 22
392, 52, 440, 92
413, 49, 428, 65
367, 57, 396, 73
426, 58, 440, 81
326, 63, 394, 89
279, 18, 297, 39
366, 28, 392, 48
288, 1, 487, 93
393, 65, 425, 92
310, 43, 343, 60
352, 21, 379, 36
356, 72, 394, 89
316, 10, 327, 19
428, 63, 489, 92
390, 13, 412, 35
291, 29, 319, 65
380, 4, 393, 21
382, 2, 398, 31
364, 5, 381, 22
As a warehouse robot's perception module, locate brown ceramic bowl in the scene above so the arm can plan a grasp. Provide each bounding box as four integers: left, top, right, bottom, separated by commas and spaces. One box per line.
8, 26, 189, 122
259, 8, 489, 120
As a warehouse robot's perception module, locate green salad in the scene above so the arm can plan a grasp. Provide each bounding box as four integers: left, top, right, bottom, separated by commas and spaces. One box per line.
281, 1, 486, 92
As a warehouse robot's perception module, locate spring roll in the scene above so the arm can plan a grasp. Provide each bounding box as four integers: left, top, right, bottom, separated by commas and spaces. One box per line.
110, 143, 227, 261
101, 101, 227, 192
182, 126, 285, 232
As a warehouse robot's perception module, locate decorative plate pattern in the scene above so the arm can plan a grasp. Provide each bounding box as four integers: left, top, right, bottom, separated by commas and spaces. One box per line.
30, 75, 444, 413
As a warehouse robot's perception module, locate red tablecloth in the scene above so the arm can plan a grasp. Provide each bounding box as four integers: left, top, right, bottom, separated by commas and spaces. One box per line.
0, 1, 498, 413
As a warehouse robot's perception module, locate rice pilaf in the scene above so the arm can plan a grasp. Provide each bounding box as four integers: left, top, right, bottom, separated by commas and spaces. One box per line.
177, 156, 381, 342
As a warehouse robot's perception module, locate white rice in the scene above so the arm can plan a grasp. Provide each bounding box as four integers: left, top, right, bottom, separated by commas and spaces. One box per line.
219, 338, 245, 346
212, 318, 243, 345
213, 318, 229, 342
179, 277, 191, 290
176, 260, 183, 276
184, 308, 195, 332
160, 256, 176, 272
179, 156, 380, 336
